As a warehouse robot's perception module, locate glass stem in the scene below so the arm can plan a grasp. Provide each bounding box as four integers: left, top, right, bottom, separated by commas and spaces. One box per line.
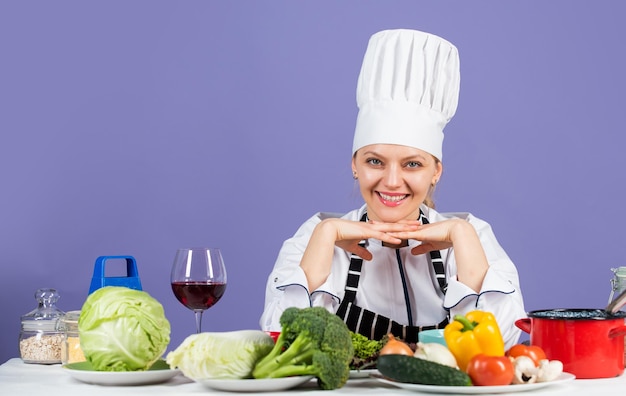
194, 310, 204, 333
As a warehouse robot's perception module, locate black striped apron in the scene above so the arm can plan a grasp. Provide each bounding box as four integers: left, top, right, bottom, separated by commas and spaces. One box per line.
335, 211, 449, 343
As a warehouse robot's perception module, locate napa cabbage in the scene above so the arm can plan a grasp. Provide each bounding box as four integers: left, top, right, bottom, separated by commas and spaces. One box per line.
166, 330, 274, 380
78, 286, 171, 371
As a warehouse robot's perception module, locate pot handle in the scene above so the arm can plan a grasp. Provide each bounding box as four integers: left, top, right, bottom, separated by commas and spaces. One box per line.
609, 325, 626, 339
515, 318, 531, 334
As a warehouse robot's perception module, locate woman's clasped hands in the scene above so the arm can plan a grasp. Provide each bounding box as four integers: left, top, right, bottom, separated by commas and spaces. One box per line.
331, 217, 471, 260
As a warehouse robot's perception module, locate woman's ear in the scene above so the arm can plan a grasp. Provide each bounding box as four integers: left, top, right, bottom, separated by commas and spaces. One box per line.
433, 161, 443, 184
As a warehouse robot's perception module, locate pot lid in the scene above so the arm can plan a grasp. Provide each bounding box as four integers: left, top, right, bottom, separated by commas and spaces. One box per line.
527, 308, 626, 320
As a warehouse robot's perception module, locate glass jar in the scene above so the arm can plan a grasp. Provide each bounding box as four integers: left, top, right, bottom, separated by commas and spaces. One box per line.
609, 267, 626, 366
59, 310, 85, 365
609, 267, 626, 304
19, 288, 65, 364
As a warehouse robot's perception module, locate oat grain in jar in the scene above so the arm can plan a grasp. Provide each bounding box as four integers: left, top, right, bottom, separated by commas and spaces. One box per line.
19, 288, 65, 364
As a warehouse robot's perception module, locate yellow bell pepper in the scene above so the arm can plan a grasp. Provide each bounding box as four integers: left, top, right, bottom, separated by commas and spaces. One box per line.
443, 310, 505, 371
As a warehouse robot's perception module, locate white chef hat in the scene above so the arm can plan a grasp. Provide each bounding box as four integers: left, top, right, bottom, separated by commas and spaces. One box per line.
352, 29, 460, 161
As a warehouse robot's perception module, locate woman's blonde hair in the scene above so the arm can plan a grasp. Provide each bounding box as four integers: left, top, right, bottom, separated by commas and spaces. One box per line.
424, 186, 436, 208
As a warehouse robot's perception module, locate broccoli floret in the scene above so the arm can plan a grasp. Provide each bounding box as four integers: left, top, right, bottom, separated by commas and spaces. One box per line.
252, 307, 354, 390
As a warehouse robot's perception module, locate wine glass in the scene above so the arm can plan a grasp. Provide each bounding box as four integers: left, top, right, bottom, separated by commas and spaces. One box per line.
170, 248, 227, 333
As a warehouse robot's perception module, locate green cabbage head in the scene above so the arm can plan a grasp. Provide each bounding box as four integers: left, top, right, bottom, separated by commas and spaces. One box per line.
166, 330, 274, 379
78, 286, 171, 371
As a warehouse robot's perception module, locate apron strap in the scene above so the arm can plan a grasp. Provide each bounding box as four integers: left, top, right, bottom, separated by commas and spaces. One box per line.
418, 211, 448, 294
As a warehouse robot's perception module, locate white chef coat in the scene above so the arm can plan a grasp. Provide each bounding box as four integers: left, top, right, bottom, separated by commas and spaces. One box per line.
260, 204, 525, 349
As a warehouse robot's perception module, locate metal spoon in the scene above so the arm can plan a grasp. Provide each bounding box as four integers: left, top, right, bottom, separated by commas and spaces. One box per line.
606, 287, 626, 314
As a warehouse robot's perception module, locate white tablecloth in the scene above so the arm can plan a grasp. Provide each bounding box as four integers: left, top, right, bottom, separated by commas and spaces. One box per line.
2, 357, 626, 395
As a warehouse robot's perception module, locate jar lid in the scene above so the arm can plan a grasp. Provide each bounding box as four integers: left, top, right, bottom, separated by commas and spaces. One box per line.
22, 319, 60, 332
57, 310, 81, 331
612, 267, 626, 277
21, 288, 65, 331
62, 310, 81, 322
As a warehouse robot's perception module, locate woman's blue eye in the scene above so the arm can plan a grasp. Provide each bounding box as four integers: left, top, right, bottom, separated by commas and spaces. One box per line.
406, 161, 422, 168
367, 158, 382, 165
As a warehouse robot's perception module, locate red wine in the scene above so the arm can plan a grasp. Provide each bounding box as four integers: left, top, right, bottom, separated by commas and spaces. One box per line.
171, 281, 226, 310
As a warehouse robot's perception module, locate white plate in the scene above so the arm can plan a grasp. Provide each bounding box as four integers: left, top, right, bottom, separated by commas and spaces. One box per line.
350, 369, 378, 379
376, 372, 575, 394
197, 376, 314, 392
63, 360, 180, 386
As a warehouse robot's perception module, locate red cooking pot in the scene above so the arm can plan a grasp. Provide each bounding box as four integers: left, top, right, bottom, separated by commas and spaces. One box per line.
516, 309, 626, 379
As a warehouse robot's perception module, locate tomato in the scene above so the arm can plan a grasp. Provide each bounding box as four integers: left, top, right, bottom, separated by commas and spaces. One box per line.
466, 354, 514, 386
506, 344, 547, 366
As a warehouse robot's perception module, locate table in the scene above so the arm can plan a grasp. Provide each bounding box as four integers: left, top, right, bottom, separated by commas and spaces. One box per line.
1, 357, 625, 395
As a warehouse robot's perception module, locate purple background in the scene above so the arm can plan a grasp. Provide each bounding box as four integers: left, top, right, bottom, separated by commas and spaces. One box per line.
2, 1, 625, 363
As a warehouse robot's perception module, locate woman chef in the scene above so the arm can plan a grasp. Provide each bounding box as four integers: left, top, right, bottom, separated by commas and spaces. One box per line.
259, 29, 525, 348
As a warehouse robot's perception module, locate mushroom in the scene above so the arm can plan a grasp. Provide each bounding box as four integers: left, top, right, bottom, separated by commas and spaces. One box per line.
511, 355, 538, 384
536, 359, 563, 382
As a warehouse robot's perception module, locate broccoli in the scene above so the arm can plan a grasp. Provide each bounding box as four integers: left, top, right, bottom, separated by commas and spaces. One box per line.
252, 306, 354, 390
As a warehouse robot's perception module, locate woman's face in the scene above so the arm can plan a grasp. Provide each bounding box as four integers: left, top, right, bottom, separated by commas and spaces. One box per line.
352, 144, 442, 223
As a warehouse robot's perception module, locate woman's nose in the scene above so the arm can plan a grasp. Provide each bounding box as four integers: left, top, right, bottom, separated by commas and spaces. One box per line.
383, 165, 402, 187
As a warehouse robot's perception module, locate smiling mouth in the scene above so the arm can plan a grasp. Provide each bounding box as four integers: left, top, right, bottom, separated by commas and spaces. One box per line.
377, 192, 408, 206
